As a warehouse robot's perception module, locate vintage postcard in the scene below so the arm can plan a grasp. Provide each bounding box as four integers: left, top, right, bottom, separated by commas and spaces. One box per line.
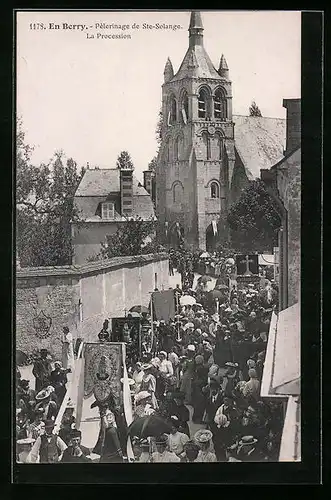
15, 10, 304, 473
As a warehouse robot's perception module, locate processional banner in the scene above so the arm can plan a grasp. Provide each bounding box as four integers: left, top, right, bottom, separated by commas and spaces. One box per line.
83, 342, 123, 405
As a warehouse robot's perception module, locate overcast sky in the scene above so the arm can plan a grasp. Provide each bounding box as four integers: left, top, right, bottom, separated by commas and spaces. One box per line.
17, 10, 301, 181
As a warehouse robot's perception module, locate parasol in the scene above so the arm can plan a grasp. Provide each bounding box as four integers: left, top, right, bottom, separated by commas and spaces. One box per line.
180, 295, 196, 306
208, 289, 224, 300
216, 283, 229, 290
128, 311, 141, 318
127, 414, 172, 438
198, 275, 212, 284
129, 305, 149, 314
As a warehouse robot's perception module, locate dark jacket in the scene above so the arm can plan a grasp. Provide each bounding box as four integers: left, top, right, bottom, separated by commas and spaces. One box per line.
61, 445, 91, 463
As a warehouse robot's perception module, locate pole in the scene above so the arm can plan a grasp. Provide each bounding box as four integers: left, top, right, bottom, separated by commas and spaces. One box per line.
150, 292, 154, 354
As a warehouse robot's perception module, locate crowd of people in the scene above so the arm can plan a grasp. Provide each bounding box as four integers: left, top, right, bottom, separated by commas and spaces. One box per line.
16, 247, 282, 464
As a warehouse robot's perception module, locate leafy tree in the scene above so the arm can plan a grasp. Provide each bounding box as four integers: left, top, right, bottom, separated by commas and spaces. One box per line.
16, 120, 85, 267
249, 101, 262, 117
156, 109, 163, 145
147, 156, 157, 172
88, 217, 165, 261
116, 150, 134, 170
227, 179, 281, 253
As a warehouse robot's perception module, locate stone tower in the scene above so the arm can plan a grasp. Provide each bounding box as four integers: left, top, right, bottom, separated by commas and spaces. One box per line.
155, 11, 236, 251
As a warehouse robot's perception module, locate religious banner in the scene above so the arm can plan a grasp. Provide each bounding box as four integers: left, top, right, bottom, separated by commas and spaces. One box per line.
236, 254, 259, 275
32, 310, 52, 339
152, 289, 176, 322
83, 342, 123, 405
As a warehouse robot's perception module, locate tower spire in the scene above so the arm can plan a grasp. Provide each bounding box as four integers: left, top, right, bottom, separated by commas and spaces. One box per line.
188, 11, 204, 47
218, 54, 229, 79
164, 57, 174, 82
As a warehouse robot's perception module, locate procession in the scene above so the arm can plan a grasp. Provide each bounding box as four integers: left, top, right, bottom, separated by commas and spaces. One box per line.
16, 248, 283, 464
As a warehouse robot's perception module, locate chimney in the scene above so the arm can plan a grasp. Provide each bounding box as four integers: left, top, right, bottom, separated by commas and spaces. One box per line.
283, 99, 301, 156
120, 167, 134, 217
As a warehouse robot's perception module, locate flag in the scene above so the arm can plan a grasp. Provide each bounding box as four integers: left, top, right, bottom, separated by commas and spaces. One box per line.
122, 344, 134, 462
212, 220, 218, 236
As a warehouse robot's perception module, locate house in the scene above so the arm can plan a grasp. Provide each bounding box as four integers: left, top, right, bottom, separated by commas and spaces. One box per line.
71, 167, 155, 265
260, 98, 301, 461
155, 10, 286, 251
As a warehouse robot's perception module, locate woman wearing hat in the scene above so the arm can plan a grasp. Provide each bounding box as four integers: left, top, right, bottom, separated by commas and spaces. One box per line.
150, 434, 180, 463
140, 363, 158, 409
133, 391, 154, 418
132, 362, 144, 394
179, 345, 196, 405
191, 355, 208, 424
35, 386, 58, 421
194, 429, 217, 462
181, 440, 200, 462
167, 416, 190, 458
242, 368, 260, 402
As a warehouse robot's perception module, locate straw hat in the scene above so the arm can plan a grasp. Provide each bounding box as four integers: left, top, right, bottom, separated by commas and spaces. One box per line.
35, 387, 53, 401
194, 429, 213, 444
239, 435, 258, 446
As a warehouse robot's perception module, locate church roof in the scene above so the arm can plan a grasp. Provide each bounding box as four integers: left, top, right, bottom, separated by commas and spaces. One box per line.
233, 115, 286, 180
75, 168, 150, 197
170, 44, 221, 81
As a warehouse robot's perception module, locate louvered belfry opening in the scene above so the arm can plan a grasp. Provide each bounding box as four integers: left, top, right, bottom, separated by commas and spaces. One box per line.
198, 89, 207, 118
120, 168, 133, 217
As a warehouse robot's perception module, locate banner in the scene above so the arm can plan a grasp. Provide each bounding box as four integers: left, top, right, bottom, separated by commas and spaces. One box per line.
121, 345, 134, 461
236, 254, 259, 275
83, 342, 122, 405
152, 289, 176, 322
212, 220, 218, 236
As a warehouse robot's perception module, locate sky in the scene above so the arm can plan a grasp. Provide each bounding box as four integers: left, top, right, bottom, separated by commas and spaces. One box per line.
17, 10, 301, 182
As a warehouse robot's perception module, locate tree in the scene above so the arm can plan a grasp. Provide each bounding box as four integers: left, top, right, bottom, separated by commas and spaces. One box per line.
156, 108, 163, 145
147, 156, 157, 172
116, 151, 134, 170
88, 217, 165, 261
249, 101, 262, 117
227, 179, 281, 253
16, 119, 84, 267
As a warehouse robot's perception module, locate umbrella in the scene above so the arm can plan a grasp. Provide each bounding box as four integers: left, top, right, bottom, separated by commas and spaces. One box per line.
180, 295, 196, 306
209, 289, 224, 300
183, 322, 194, 330
200, 252, 210, 258
129, 305, 149, 314
216, 283, 229, 290
127, 415, 172, 439
198, 275, 212, 284
128, 311, 140, 318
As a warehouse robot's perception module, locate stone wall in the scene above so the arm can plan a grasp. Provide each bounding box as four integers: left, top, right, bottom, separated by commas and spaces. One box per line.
16, 254, 169, 360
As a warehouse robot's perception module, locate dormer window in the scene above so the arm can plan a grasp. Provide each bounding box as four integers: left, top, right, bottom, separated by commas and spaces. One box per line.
102, 202, 114, 219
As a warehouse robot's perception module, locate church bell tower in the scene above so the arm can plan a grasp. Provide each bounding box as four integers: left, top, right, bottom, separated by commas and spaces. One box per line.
155, 11, 236, 250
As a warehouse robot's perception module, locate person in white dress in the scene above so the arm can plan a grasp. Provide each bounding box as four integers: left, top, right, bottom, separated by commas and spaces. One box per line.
167, 416, 189, 459
151, 434, 180, 463
61, 326, 74, 371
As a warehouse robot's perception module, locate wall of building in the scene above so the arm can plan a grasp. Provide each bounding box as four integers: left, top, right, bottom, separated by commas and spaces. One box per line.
276, 148, 301, 307
72, 222, 119, 265
16, 254, 169, 360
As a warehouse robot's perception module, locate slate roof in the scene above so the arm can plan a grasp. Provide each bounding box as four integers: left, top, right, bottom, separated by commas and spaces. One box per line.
75, 168, 149, 197
170, 45, 221, 82
233, 115, 286, 180
74, 169, 155, 221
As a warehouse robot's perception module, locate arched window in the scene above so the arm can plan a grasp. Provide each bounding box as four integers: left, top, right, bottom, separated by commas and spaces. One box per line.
210, 181, 220, 199
174, 136, 180, 161
173, 182, 183, 203
180, 90, 189, 123
168, 95, 177, 125
202, 131, 211, 160
215, 132, 223, 160
198, 88, 209, 119
214, 88, 227, 120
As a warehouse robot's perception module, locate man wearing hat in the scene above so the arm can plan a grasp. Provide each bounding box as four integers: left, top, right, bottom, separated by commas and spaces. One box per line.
32, 349, 52, 393
27, 420, 67, 463
61, 429, 91, 463
150, 434, 180, 463
16, 379, 36, 420
170, 391, 190, 437
179, 345, 195, 405
50, 361, 70, 408
236, 435, 262, 462
194, 429, 217, 462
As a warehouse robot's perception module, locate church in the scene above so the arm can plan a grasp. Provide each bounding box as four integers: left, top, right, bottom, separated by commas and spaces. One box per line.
154, 11, 286, 251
